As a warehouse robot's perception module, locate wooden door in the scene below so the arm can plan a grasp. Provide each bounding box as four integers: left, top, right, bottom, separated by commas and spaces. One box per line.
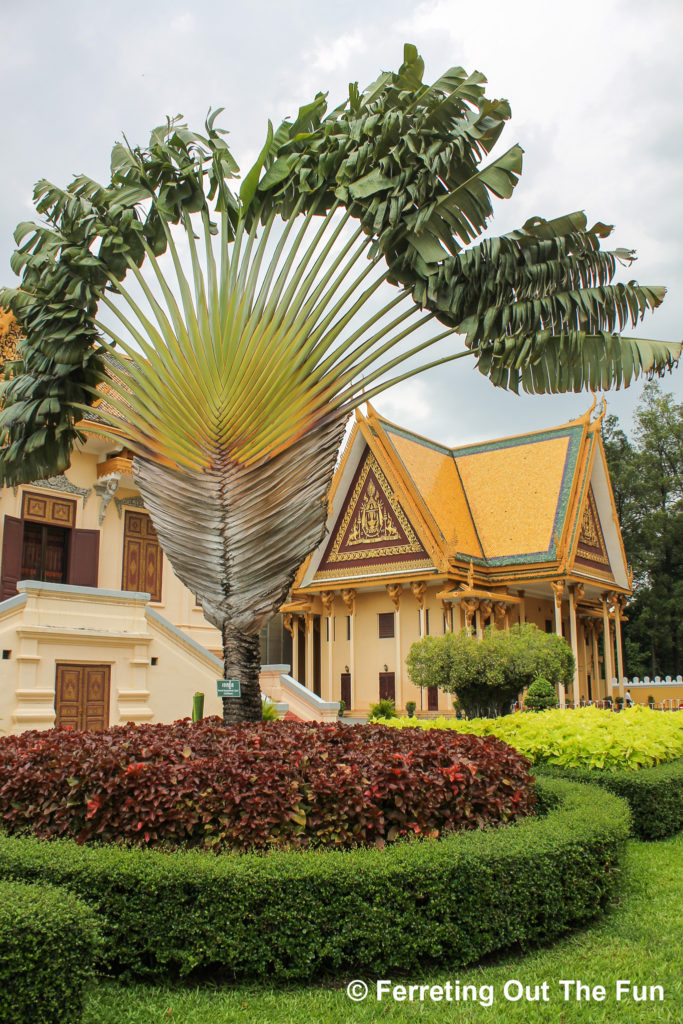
340, 672, 351, 709
122, 511, 162, 602
379, 672, 395, 702
427, 685, 439, 711
55, 664, 110, 731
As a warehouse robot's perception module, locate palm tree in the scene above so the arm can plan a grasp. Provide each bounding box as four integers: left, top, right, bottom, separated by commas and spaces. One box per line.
1, 46, 680, 722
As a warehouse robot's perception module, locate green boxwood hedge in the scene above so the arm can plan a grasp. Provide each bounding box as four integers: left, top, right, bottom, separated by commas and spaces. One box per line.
536, 758, 683, 840
0, 780, 629, 982
0, 880, 101, 1024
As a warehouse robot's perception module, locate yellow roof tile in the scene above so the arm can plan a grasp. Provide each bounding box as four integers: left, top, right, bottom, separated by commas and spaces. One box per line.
455, 435, 570, 558
385, 430, 483, 559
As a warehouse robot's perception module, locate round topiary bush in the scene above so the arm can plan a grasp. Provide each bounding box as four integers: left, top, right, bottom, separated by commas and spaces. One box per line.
0, 719, 535, 852
524, 677, 558, 711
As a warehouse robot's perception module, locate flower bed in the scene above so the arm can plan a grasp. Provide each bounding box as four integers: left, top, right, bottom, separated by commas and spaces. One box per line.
0, 779, 630, 981
0, 719, 534, 852
384, 705, 683, 770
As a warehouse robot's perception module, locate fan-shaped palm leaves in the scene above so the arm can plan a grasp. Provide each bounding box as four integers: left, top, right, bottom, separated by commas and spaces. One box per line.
1, 45, 680, 721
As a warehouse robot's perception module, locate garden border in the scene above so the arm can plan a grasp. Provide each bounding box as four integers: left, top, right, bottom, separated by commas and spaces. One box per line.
0, 779, 629, 982
535, 758, 683, 840
0, 879, 101, 1024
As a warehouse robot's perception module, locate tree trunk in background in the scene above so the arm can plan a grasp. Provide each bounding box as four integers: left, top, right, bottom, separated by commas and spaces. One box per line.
222, 625, 263, 724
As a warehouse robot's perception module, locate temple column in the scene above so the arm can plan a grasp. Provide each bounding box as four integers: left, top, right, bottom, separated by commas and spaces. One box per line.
568, 585, 582, 706
387, 584, 403, 709
342, 589, 356, 708
441, 600, 452, 633
305, 613, 314, 692
321, 591, 335, 702
551, 580, 566, 707
601, 596, 614, 702
613, 596, 626, 700
517, 589, 526, 625
291, 617, 299, 680
591, 621, 604, 700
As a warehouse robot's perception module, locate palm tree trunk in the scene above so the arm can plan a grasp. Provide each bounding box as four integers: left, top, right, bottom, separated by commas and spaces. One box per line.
222, 624, 263, 723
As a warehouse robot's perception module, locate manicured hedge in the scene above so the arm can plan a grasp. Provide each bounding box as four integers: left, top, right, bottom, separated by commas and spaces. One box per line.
0, 880, 101, 1024
0, 779, 629, 981
0, 720, 534, 851
536, 759, 683, 840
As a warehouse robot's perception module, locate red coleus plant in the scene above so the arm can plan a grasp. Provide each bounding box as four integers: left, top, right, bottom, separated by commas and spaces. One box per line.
0, 719, 535, 852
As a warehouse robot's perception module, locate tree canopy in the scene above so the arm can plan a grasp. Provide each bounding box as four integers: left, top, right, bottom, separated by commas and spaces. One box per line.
406, 623, 575, 717
603, 382, 682, 676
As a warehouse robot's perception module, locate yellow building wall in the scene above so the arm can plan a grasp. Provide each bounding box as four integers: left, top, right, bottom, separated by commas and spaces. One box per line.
0, 447, 222, 657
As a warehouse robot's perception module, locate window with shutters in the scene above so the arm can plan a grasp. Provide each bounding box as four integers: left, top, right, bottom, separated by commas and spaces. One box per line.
424, 609, 430, 635
122, 511, 163, 603
378, 612, 395, 639
21, 521, 69, 585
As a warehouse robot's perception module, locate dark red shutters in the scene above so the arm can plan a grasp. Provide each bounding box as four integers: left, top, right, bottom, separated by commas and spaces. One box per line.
379, 672, 395, 701
1, 516, 23, 600
427, 685, 439, 711
68, 529, 100, 588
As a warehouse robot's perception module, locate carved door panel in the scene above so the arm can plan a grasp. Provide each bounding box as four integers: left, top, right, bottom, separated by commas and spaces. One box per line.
379, 672, 395, 702
55, 664, 110, 731
122, 511, 162, 602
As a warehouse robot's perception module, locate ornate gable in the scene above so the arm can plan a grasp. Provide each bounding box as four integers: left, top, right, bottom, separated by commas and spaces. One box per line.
574, 485, 611, 572
315, 447, 432, 580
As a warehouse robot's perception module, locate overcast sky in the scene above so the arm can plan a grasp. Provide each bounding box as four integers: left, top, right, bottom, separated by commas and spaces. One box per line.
1, 0, 681, 446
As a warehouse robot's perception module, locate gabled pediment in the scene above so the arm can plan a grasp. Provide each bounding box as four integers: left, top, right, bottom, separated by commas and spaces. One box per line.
574, 485, 611, 571
313, 445, 432, 582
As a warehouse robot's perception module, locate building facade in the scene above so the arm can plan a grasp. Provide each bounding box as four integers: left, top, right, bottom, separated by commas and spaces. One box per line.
284, 403, 634, 716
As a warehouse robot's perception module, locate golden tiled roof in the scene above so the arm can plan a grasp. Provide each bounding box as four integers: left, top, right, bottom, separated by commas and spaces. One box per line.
362, 408, 592, 570
454, 434, 571, 560
382, 428, 483, 559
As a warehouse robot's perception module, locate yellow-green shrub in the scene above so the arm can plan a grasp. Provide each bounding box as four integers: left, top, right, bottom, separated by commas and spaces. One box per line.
385, 706, 683, 770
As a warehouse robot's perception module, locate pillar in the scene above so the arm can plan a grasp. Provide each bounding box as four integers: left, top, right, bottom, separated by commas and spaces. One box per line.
292, 617, 299, 680
602, 597, 614, 701
305, 613, 314, 692
568, 586, 580, 706
551, 580, 566, 707
614, 598, 625, 699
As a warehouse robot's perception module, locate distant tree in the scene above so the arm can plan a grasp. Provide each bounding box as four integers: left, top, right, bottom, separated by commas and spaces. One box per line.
603, 382, 682, 676
406, 623, 574, 717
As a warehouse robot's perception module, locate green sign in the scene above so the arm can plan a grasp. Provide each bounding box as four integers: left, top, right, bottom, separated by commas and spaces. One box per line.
217, 678, 241, 699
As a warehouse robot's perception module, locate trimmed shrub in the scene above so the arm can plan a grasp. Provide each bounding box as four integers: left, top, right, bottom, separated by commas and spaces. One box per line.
385, 705, 683, 770
0, 720, 534, 852
524, 677, 557, 711
536, 758, 683, 840
0, 780, 629, 981
0, 880, 101, 1024
368, 698, 396, 720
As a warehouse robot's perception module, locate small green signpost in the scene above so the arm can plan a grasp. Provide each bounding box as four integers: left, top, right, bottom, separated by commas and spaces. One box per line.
217, 678, 241, 699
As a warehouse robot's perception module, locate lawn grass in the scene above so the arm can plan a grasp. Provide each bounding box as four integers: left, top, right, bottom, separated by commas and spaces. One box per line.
83, 834, 682, 1023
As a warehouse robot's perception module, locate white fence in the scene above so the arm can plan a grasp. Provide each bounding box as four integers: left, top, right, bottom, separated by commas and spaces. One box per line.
611, 675, 683, 688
